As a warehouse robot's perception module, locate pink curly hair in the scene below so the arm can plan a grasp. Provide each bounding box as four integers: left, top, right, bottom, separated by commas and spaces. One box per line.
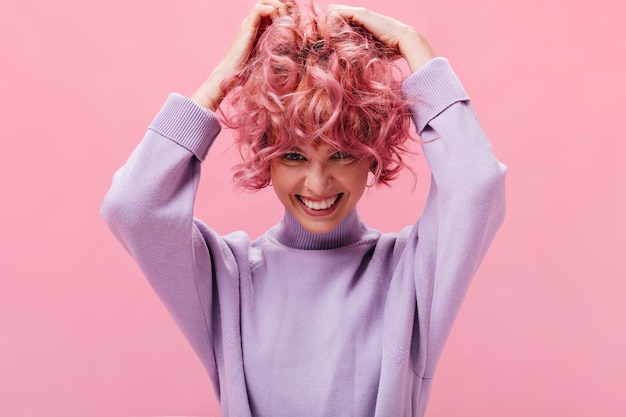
220, 1, 414, 190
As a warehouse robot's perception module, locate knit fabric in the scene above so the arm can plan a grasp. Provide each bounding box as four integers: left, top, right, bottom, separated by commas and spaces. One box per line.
101, 57, 506, 416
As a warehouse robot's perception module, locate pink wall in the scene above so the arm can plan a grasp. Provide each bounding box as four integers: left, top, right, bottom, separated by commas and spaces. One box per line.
1, 0, 625, 416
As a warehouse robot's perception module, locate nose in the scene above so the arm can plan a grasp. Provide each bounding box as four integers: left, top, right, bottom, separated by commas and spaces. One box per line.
304, 161, 332, 196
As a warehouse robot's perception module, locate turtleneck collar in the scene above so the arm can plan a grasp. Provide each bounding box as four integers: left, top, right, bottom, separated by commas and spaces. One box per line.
269, 209, 368, 250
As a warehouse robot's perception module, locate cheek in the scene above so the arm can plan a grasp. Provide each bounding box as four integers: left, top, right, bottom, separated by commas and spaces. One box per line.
348, 164, 371, 190
270, 163, 297, 199
269, 161, 284, 185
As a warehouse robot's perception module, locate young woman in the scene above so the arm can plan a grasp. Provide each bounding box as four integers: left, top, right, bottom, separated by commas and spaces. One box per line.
101, 1, 506, 415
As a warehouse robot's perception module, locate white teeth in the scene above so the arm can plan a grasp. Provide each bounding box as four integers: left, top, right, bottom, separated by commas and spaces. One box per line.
300, 195, 339, 210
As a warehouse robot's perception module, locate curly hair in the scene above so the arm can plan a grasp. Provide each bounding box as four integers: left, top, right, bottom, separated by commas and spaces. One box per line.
220, 1, 414, 190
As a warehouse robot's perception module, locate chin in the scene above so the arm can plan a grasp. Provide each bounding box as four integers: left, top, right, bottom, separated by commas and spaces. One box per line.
304, 223, 338, 234
297, 217, 342, 235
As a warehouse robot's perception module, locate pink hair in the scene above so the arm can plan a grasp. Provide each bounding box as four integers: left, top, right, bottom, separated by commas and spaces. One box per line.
220, 1, 414, 190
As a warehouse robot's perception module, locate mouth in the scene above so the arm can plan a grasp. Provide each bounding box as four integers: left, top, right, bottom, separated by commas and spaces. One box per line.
297, 193, 343, 215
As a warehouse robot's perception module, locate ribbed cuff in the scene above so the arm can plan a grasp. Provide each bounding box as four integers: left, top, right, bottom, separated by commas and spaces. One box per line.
148, 93, 222, 161
401, 57, 470, 134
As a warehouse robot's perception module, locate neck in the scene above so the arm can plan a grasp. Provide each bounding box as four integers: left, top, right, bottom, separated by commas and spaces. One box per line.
271, 209, 366, 250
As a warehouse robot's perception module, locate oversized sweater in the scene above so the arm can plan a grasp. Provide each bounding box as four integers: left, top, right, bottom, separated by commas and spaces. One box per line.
101, 58, 507, 416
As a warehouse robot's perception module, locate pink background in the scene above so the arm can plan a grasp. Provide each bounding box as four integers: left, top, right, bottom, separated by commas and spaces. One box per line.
1, 0, 625, 416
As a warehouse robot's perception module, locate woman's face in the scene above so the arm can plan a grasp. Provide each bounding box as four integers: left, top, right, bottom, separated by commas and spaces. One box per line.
270, 142, 370, 234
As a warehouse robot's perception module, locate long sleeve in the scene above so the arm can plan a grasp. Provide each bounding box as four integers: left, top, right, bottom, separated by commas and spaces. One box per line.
402, 58, 507, 378
100, 93, 223, 379
100, 60, 506, 417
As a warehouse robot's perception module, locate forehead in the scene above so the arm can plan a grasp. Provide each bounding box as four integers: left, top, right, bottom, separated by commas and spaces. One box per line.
292, 140, 337, 155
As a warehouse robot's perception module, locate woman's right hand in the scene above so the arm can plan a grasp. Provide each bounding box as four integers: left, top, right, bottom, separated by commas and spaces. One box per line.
191, 0, 289, 111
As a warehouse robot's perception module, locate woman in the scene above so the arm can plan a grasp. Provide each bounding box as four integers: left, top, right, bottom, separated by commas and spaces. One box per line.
101, 1, 506, 415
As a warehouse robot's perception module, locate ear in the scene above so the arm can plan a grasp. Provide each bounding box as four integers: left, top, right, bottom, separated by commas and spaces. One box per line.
369, 159, 378, 173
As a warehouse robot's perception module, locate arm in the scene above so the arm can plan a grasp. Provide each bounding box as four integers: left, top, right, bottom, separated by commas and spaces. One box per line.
100, 95, 222, 374
404, 59, 506, 376
330, 5, 506, 376
101, 0, 289, 376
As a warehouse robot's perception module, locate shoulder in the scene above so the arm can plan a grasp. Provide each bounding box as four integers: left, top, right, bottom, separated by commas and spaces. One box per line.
373, 225, 416, 262
193, 217, 253, 263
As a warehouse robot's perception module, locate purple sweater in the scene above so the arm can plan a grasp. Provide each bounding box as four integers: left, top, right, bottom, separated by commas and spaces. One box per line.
101, 58, 506, 416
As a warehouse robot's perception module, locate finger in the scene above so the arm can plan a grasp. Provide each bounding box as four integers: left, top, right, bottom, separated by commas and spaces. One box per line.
257, 0, 288, 18
252, 4, 278, 20
243, 2, 282, 35
326, 4, 368, 25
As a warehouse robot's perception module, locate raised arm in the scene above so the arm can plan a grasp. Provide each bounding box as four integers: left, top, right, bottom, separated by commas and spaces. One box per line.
100, 96, 222, 377
404, 58, 506, 376
330, 5, 506, 377
100, 0, 289, 380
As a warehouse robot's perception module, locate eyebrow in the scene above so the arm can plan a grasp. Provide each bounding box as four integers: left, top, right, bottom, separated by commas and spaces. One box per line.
289, 145, 340, 156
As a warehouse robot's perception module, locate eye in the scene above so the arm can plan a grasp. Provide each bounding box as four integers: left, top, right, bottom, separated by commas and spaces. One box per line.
331, 151, 354, 160
281, 152, 306, 161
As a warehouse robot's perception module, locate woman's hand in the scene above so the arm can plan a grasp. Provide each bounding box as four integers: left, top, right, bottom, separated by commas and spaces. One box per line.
191, 0, 290, 111
326, 5, 436, 73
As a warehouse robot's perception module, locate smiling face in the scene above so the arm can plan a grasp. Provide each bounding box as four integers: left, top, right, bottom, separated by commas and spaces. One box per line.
270, 142, 371, 234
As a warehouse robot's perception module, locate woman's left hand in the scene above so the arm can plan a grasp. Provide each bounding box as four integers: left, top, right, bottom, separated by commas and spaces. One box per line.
326, 5, 436, 72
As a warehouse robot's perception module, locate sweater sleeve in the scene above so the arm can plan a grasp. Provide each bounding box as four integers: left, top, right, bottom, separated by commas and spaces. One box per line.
401, 58, 507, 377
100, 93, 223, 378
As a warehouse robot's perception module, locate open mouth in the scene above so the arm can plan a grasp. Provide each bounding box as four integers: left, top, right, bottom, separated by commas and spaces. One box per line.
297, 193, 343, 211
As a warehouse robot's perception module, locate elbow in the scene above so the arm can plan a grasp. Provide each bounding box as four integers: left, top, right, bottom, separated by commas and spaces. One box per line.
100, 184, 156, 256
475, 161, 507, 228
452, 160, 506, 230
100, 191, 121, 231
100, 182, 144, 238
100, 188, 127, 237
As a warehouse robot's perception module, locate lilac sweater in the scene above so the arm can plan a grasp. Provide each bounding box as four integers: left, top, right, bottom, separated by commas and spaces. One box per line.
101, 58, 506, 416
